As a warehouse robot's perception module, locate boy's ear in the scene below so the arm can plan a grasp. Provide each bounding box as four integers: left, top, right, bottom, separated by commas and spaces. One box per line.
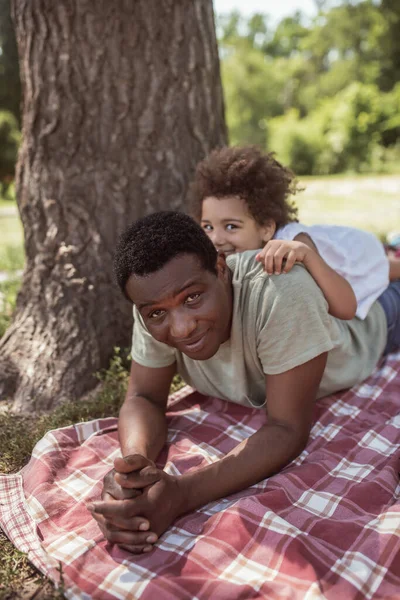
261, 219, 276, 243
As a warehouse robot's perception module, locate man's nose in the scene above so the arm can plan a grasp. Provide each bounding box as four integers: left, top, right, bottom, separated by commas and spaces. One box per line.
169, 310, 196, 340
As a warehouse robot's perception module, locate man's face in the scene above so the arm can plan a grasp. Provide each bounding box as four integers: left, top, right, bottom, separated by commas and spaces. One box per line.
125, 254, 232, 360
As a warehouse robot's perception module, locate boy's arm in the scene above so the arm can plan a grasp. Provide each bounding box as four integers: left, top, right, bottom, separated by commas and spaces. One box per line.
90, 352, 327, 548
295, 233, 357, 320
257, 234, 357, 320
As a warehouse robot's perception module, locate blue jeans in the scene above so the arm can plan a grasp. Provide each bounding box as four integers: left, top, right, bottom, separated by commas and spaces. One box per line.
378, 280, 400, 355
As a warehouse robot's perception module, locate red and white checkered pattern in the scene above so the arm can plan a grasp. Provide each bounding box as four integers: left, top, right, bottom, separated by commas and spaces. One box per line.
1, 360, 400, 599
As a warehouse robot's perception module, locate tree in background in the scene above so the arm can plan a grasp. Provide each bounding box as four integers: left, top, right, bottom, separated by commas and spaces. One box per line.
0, 0, 226, 411
218, 1, 400, 174
379, 0, 400, 92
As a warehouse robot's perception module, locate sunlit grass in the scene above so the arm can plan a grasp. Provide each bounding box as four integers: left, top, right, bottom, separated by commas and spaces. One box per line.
298, 174, 400, 236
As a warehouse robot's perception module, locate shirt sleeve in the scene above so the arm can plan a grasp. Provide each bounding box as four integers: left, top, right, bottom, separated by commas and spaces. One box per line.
131, 306, 176, 368
274, 222, 309, 241
255, 266, 337, 375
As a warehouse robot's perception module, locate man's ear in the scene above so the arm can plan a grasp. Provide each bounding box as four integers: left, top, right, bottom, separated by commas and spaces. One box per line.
216, 252, 228, 279
261, 219, 276, 243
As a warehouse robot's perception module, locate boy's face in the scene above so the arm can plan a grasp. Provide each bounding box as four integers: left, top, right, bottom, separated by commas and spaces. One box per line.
201, 195, 275, 256
125, 253, 233, 361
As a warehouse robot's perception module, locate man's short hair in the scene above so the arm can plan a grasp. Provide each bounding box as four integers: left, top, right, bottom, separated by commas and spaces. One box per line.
114, 211, 218, 294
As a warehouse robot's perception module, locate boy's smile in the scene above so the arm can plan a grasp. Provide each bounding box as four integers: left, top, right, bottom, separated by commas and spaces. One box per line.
125, 254, 233, 360
201, 195, 275, 254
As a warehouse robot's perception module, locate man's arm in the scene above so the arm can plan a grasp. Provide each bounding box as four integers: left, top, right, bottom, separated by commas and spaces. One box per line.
90, 352, 328, 550
178, 352, 327, 511
119, 359, 177, 460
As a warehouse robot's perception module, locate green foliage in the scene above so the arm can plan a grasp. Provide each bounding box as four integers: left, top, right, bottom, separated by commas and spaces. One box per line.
0, 276, 20, 338
268, 82, 399, 175
0, 110, 20, 192
0, 244, 24, 272
0, 245, 24, 338
0, 0, 21, 123
218, 2, 400, 174
221, 47, 278, 146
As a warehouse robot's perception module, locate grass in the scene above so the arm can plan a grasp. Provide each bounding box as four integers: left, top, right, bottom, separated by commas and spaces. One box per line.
0, 214, 23, 250
0, 350, 184, 599
0, 246, 24, 338
0, 350, 129, 474
298, 174, 400, 235
0, 277, 20, 338
0, 183, 16, 207
0, 172, 399, 598
0, 350, 129, 599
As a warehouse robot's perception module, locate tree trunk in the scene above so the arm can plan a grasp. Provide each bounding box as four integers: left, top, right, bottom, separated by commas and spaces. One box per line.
1, 0, 227, 411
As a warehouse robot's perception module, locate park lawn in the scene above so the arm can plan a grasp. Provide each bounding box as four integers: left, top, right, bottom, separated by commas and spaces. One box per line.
0, 173, 399, 598
0, 214, 24, 273
0, 214, 23, 248
298, 174, 400, 236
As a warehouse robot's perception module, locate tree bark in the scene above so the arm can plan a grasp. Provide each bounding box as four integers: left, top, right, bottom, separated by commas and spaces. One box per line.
1, 0, 227, 411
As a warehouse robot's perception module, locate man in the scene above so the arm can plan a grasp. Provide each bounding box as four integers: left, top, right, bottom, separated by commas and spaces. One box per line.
88, 211, 393, 554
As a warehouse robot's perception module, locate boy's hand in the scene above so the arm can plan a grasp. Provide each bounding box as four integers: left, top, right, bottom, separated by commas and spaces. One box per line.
256, 240, 311, 275
88, 467, 185, 554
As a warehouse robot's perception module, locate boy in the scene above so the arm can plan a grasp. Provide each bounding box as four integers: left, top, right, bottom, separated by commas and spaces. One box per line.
191, 145, 400, 321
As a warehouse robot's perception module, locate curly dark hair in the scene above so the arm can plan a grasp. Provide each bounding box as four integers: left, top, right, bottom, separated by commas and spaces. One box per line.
189, 145, 300, 229
114, 211, 218, 296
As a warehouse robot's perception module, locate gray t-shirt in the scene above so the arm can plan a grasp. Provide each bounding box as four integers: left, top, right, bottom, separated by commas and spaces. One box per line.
131, 251, 387, 408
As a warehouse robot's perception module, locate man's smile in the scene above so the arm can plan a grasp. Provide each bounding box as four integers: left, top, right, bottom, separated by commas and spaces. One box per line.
176, 330, 209, 354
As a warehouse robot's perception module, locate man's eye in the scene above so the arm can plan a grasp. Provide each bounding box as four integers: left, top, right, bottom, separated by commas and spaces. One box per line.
226, 224, 238, 231
185, 293, 200, 304
148, 309, 165, 319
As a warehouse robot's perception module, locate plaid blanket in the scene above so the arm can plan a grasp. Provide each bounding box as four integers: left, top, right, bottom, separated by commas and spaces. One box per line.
1, 354, 400, 600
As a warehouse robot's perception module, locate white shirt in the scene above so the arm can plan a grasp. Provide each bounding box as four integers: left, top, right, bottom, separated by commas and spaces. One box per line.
274, 222, 389, 319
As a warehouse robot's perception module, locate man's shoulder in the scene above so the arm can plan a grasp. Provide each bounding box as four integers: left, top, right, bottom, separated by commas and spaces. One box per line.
226, 250, 263, 285
227, 250, 322, 297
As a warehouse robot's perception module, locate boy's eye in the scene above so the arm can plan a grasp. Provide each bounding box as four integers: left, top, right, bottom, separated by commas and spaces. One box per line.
185, 293, 200, 304
226, 224, 238, 231
148, 309, 165, 320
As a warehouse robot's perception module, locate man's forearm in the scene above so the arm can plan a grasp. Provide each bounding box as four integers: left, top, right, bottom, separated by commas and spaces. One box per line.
178, 423, 306, 514
118, 396, 167, 461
